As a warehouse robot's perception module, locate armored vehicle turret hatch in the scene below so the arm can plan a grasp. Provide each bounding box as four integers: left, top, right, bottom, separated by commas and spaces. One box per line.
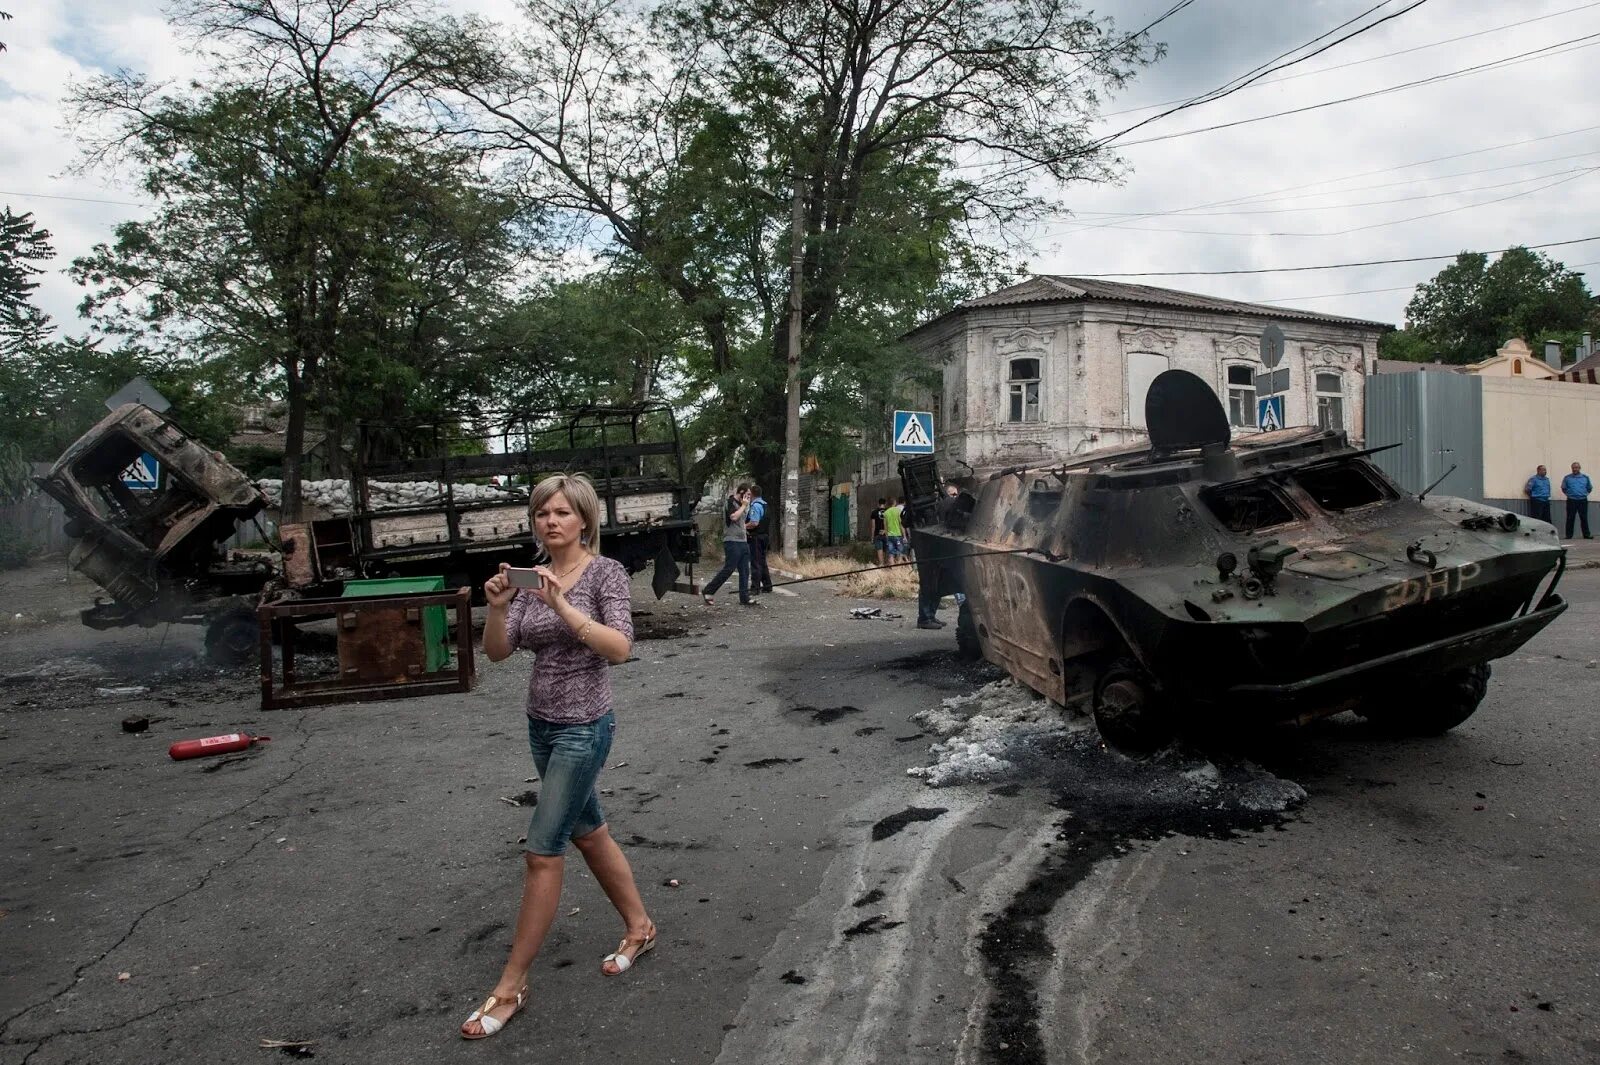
903, 369, 1568, 751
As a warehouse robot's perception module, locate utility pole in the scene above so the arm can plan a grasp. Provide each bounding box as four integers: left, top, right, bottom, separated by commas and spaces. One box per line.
782, 168, 804, 561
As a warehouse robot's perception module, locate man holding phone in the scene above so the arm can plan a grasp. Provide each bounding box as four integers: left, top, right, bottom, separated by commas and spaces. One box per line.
702, 483, 757, 606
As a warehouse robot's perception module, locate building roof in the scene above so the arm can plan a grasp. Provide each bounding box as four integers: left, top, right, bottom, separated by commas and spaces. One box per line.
1372, 358, 1463, 374
1563, 351, 1600, 378
913, 275, 1394, 335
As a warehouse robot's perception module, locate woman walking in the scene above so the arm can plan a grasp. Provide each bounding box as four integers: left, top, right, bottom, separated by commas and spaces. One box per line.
461, 473, 657, 1040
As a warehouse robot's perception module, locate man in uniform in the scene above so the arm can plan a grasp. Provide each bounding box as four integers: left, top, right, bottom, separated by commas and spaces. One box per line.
1561, 462, 1592, 539
1525, 465, 1552, 523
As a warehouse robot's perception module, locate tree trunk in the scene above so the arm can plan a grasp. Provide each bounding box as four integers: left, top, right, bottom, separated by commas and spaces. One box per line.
781, 170, 805, 561
280, 375, 307, 525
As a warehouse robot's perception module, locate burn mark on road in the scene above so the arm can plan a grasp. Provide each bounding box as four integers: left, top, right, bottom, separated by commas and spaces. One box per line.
744, 757, 804, 769
852, 889, 886, 908
854, 726, 885, 736
780, 970, 807, 985
975, 735, 1300, 1065
870, 806, 948, 841
788, 705, 863, 725
843, 913, 904, 938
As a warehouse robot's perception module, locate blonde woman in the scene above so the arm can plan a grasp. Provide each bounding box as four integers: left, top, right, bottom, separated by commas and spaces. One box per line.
460, 473, 657, 1040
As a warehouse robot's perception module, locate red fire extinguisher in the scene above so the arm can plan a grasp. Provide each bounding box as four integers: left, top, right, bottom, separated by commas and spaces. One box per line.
168, 732, 270, 760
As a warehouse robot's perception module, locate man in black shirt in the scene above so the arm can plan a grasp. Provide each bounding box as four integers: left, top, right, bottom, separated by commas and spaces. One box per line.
869, 498, 888, 565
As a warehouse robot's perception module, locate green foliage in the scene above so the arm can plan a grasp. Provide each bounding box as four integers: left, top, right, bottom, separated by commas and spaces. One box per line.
1377, 329, 1434, 363
0, 208, 55, 357
1399, 247, 1593, 365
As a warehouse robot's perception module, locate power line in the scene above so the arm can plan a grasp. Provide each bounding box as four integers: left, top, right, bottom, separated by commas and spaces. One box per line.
1113, 31, 1600, 149
0, 189, 149, 207
1043, 123, 1600, 236
1255, 260, 1600, 303
1055, 160, 1600, 224
1063, 0, 1199, 80
1093, 0, 1431, 152
1064, 236, 1600, 277
1101, 0, 1600, 119
1045, 166, 1600, 237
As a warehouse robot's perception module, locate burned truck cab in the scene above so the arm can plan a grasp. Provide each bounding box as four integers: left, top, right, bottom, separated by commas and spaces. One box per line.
905, 370, 1567, 752
33, 404, 269, 634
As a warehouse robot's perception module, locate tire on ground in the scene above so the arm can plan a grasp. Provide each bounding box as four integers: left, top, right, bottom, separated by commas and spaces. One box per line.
204, 609, 258, 666
955, 600, 981, 660
1092, 657, 1176, 755
1359, 662, 1491, 736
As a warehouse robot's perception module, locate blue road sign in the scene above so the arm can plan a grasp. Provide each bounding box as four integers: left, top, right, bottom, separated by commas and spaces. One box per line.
1257, 396, 1285, 433
121, 452, 161, 491
892, 410, 935, 454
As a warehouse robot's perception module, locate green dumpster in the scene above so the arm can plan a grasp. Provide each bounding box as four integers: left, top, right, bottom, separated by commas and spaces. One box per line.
341, 576, 450, 672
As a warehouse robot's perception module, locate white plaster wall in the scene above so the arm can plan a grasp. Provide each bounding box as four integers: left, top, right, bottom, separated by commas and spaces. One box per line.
864, 299, 1382, 481
1481, 377, 1600, 498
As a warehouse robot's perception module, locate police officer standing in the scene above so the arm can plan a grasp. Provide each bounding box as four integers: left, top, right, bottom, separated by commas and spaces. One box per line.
1525, 465, 1552, 523
1561, 462, 1593, 539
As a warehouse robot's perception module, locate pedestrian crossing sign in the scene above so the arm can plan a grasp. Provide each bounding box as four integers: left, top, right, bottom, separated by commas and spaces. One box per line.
1257, 395, 1284, 433
892, 410, 935, 454
120, 452, 161, 491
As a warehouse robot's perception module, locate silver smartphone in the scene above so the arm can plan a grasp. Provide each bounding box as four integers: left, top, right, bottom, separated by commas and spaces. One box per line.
505, 567, 544, 589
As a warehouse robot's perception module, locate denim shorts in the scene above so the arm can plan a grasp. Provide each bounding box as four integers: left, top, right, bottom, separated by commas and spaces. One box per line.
524, 711, 615, 856
885, 536, 905, 557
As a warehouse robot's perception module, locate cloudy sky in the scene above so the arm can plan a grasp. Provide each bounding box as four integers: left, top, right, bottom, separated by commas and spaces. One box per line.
4, 0, 1598, 332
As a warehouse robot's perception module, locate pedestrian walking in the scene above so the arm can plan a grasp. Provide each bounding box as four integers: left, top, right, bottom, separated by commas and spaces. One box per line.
1562, 461, 1593, 539
464, 473, 654, 1040
870, 498, 888, 565
883, 497, 906, 561
746, 484, 774, 594
702, 484, 756, 605
1525, 465, 1552, 524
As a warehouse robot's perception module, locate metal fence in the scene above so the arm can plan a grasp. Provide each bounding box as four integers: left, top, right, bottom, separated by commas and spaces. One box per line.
0, 492, 71, 559
1364, 372, 1485, 501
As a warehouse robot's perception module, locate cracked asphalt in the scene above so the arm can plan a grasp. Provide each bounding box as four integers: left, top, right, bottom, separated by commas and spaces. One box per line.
1, 564, 1598, 1064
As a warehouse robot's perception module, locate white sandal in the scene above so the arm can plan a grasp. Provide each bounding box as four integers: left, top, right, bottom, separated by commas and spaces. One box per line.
460, 985, 527, 1040
602, 932, 657, 975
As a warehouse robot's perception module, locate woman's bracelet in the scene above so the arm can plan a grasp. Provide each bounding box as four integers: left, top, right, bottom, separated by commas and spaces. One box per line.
576, 618, 595, 644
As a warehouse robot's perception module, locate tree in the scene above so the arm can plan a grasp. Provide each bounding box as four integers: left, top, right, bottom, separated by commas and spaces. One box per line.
429, 0, 1156, 543
0, 208, 54, 357
1392, 247, 1593, 365
70, 0, 513, 519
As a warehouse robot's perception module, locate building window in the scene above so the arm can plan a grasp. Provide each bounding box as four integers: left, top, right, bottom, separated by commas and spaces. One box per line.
1315, 372, 1344, 430
872, 460, 887, 480
1227, 365, 1257, 428
1007, 357, 1041, 422
1513, 358, 1523, 375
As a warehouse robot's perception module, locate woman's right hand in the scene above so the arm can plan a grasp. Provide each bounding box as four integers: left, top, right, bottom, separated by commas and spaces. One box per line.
485, 563, 516, 610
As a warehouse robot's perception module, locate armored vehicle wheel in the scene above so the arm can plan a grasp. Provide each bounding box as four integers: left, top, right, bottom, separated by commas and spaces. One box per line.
1092, 660, 1175, 755
204, 610, 258, 665
1362, 662, 1491, 736
955, 600, 981, 660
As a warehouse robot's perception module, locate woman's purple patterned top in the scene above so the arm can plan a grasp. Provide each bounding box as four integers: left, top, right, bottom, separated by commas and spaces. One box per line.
504, 556, 634, 724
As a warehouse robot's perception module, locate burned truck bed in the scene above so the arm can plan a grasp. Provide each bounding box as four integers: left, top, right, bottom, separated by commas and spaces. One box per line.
905, 370, 1567, 751
38, 402, 702, 664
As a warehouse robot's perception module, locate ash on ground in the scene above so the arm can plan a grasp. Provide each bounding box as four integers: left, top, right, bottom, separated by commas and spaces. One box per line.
907, 679, 1306, 815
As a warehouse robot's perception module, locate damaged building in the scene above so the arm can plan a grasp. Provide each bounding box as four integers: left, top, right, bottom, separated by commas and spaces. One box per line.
859, 277, 1390, 498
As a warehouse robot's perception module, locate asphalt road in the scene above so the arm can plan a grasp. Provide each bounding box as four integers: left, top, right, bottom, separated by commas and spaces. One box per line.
0, 565, 1596, 1065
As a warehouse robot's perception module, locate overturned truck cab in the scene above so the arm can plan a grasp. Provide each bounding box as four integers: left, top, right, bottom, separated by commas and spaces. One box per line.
903, 369, 1567, 752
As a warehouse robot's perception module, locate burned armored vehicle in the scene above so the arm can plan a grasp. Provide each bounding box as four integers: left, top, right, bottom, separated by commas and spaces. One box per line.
903, 370, 1568, 751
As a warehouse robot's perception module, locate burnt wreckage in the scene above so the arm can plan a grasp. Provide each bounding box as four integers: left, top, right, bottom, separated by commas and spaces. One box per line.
37, 403, 701, 664
903, 369, 1568, 751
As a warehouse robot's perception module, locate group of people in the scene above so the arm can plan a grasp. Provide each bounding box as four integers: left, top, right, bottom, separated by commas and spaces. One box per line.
700, 482, 774, 605
868, 496, 916, 564
1524, 462, 1593, 539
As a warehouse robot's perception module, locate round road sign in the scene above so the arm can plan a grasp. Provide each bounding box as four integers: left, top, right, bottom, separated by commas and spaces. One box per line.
1260, 323, 1285, 369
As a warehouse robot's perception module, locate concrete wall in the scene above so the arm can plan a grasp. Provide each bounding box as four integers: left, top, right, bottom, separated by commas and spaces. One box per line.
1480, 377, 1600, 520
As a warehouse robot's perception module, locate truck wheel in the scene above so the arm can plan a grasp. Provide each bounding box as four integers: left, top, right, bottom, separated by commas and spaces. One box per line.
1092, 659, 1175, 755
1363, 662, 1491, 736
955, 600, 981, 660
204, 610, 259, 666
